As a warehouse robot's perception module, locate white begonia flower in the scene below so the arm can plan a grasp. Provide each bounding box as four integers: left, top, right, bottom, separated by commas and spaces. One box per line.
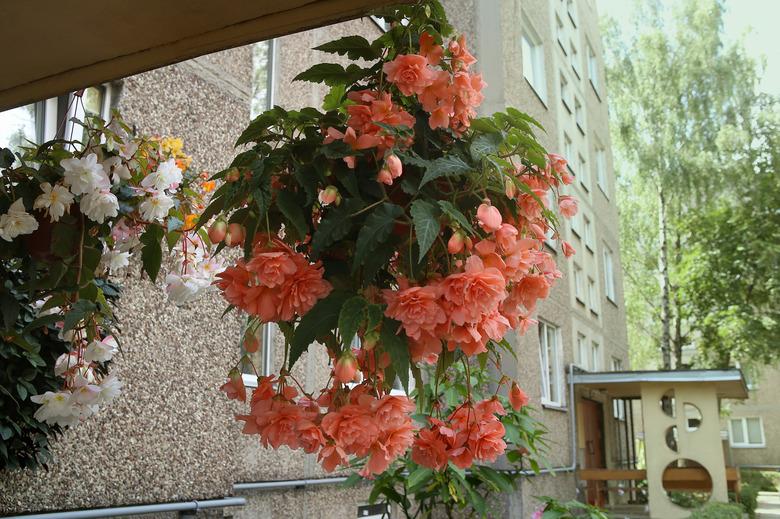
33, 182, 74, 222
139, 191, 174, 222
84, 336, 118, 363
98, 375, 122, 405
119, 141, 138, 160
70, 384, 101, 407
165, 273, 210, 305
141, 158, 182, 191
102, 249, 130, 274
0, 198, 39, 242
80, 189, 119, 224
54, 351, 83, 376
60, 153, 109, 195
102, 156, 132, 186
72, 366, 97, 388
197, 257, 225, 281
31, 391, 80, 427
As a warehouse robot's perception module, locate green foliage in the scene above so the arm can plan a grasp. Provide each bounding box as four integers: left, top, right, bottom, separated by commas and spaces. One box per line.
688, 502, 744, 519
0, 266, 120, 469
533, 496, 608, 519
604, 0, 769, 368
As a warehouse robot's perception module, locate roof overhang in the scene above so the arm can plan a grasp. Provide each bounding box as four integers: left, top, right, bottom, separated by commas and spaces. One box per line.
0, 0, 406, 112
571, 369, 749, 399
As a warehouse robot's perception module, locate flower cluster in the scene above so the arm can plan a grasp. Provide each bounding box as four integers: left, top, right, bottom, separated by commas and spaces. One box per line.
206, 6, 577, 482
227, 371, 415, 477
215, 235, 332, 321
412, 398, 506, 470
31, 336, 122, 427
384, 33, 484, 134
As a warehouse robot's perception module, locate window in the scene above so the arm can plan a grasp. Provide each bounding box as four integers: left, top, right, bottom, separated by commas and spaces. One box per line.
251, 40, 275, 118
0, 88, 113, 154
571, 210, 582, 237
241, 322, 274, 387
567, 0, 577, 27
560, 74, 571, 112
587, 277, 599, 315
578, 153, 588, 190
522, 26, 547, 103
583, 214, 594, 250
574, 98, 584, 133
555, 14, 567, 53
573, 263, 585, 304
539, 321, 564, 407
603, 246, 616, 302
587, 42, 600, 93
563, 133, 574, 175
729, 417, 766, 448
611, 358, 625, 419
595, 146, 608, 196
570, 40, 580, 78
611, 357, 623, 371
576, 333, 588, 369
590, 341, 600, 371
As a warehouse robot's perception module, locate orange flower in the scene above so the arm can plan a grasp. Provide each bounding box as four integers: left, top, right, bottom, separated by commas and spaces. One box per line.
383, 54, 435, 96
202, 180, 216, 192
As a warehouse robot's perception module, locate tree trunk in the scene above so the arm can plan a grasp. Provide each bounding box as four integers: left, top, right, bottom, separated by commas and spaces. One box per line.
673, 231, 684, 369
658, 186, 672, 369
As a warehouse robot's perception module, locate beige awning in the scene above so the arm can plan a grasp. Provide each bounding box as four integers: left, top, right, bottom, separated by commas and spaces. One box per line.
570, 369, 749, 399
0, 0, 403, 112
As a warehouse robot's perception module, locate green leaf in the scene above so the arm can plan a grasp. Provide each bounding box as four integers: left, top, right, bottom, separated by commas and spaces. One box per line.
353, 203, 403, 270
0, 148, 15, 168
275, 190, 309, 238
313, 35, 381, 61
62, 299, 96, 332
193, 194, 225, 231
469, 132, 503, 161
0, 290, 20, 331
50, 221, 79, 258
419, 155, 472, 188
139, 224, 165, 281
322, 84, 347, 111
410, 200, 440, 262
310, 200, 360, 255
289, 291, 350, 369
475, 465, 515, 493
293, 63, 370, 86
235, 106, 287, 146
380, 318, 409, 391
437, 200, 475, 235
338, 296, 367, 347
407, 466, 433, 492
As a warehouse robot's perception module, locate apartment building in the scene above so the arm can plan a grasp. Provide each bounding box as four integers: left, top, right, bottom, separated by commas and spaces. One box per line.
0, 1, 629, 517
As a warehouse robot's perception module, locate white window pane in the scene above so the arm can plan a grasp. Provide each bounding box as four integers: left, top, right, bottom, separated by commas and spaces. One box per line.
731, 419, 745, 444
746, 418, 763, 444
251, 41, 272, 118
0, 104, 37, 151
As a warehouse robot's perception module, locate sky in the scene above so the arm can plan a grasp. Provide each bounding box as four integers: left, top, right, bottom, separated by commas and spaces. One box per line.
596, 0, 780, 95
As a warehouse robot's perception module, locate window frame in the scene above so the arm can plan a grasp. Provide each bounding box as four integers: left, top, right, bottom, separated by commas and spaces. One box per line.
587, 41, 600, 96
241, 322, 275, 388
729, 417, 766, 448
587, 276, 599, 315
574, 97, 585, 134
595, 145, 608, 198
573, 263, 585, 305
603, 245, 616, 303
560, 73, 571, 113
521, 23, 548, 105
539, 320, 565, 408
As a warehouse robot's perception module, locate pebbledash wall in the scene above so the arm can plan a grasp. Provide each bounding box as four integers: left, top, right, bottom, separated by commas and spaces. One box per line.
0, 1, 628, 518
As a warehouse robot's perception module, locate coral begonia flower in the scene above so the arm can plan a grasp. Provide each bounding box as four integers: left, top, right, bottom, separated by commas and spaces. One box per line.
477, 203, 502, 232
383, 54, 435, 96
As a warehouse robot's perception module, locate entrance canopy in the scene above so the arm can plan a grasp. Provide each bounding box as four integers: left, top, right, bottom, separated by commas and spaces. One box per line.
571, 369, 748, 400
0, 0, 402, 112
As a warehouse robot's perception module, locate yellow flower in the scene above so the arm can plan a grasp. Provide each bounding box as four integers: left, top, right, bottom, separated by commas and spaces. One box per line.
161, 137, 184, 156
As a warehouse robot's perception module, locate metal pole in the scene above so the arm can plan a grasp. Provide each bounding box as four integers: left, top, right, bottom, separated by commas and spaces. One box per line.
2, 498, 246, 519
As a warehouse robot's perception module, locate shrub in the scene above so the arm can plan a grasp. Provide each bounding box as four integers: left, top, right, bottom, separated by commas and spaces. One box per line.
741, 469, 779, 492
689, 502, 744, 519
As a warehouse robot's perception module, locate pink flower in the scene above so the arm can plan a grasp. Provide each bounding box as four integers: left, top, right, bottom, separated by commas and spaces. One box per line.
319, 443, 349, 472
419, 32, 444, 66
562, 241, 576, 257
409, 332, 443, 364
510, 382, 530, 411
220, 371, 246, 402
334, 351, 358, 384
558, 195, 578, 217
383, 54, 435, 96
448, 35, 477, 71
318, 186, 341, 206
477, 203, 502, 232
321, 403, 380, 457
384, 281, 447, 340
371, 395, 415, 429
441, 256, 506, 326
472, 420, 507, 462
412, 427, 449, 471
548, 153, 567, 175
296, 420, 325, 454
378, 154, 403, 185
448, 231, 465, 254
247, 250, 298, 288
277, 257, 332, 321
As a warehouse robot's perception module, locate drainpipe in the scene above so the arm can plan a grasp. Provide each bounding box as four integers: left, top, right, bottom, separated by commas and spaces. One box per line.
234, 363, 581, 495
1, 497, 246, 519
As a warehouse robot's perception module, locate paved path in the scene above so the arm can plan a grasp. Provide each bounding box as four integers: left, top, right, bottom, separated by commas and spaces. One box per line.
757, 491, 780, 518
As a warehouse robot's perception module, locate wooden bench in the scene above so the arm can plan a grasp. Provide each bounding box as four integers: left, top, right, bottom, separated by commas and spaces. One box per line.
577, 467, 741, 500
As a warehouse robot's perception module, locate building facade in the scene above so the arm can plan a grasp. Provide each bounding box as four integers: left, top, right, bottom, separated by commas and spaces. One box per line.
0, 1, 629, 517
